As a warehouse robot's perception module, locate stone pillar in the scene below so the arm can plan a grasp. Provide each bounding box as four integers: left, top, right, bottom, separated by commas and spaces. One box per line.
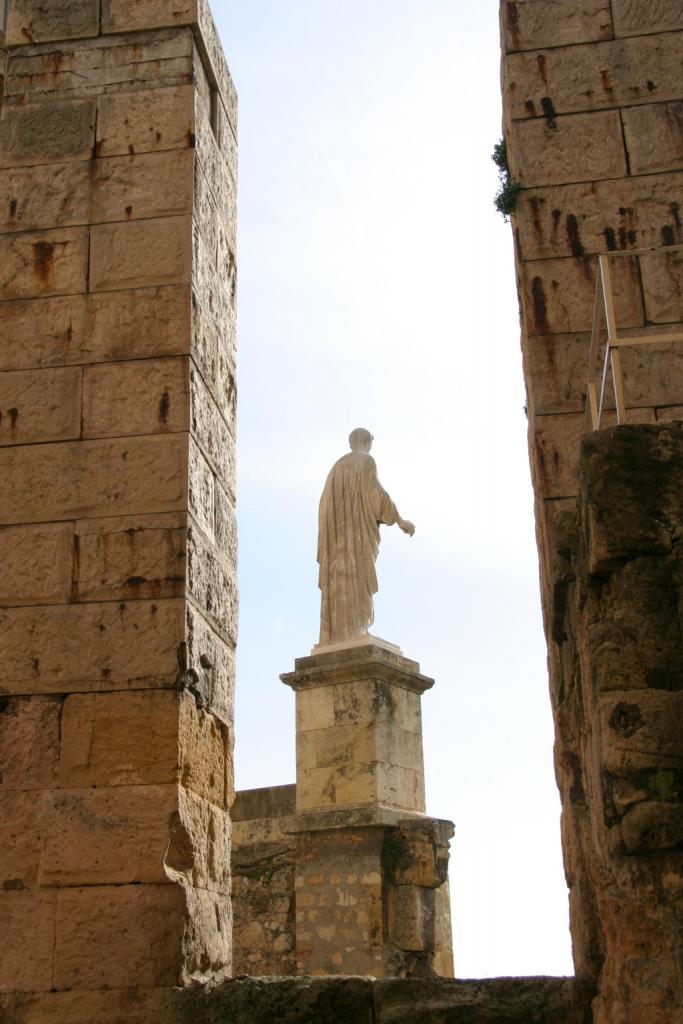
281, 642, 455, 978
0, 0, 237, 997
500, 3, 683, 1019
551, 423, 683, 1023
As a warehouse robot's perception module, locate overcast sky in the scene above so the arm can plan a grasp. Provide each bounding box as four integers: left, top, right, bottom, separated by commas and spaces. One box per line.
214, 0, 574, 979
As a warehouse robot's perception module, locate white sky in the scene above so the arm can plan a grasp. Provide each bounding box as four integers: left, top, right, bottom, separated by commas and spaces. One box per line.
214, 0, 574, 978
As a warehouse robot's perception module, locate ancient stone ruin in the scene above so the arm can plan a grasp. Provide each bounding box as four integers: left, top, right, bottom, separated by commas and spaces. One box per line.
0, 0, 681, 1021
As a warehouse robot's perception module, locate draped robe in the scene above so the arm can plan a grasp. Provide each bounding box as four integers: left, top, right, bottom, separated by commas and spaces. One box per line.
317, 451, 399, 646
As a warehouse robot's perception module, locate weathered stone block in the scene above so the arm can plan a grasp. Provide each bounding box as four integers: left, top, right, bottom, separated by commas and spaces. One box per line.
515, 172, 683, 261
524, 328, 683, 416
215, 480, 237, 566
598, 690, 683, 772
0, 286, 191, 372
0, 161, 90, 232
190, 362, 235, 495
375, 764, 425, 813
59, 690, 181, 788
621, 102, 683, 176
101, 0, 195, 35
75, 511, 186, 602
0, 366, 81, 446
0, 788, 49, 888
187, 519, 237, 643
96, 85, 195, 159
185, 602, 235, 725
388, 886, 436, 951
0, 434, 188, 524
53, 884, 185, 989
90, 215, 192, 292
90, 149, 194, 224
509, 111, 627, 188
0, 523, 73, 606
193, 222, 234, 343
0, 599, 184, 695
0, 227, 88, 300
506, 33, 683, 121
0, 99, 96, 168
191, 287, 237, 415
188, 436, 215, 540
640, 247, 683, 324
0, 696, 61, 790
520, 255, 643, 336
621, 801, 683, 852
6, 0, 100, 45
5, 31, 193, 103
82, 357, 189, 439
580, 423, 683, 569
38, 785, 229, 890
59, 690, 228, 807
178, 693, 232, 808
532, 413, 584, 499
0, 891, 55, 992
500, 0, 612, 53
612, 0, 683, 37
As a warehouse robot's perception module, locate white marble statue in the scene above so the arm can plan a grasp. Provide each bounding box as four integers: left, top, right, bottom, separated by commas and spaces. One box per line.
317, 428, 415, 647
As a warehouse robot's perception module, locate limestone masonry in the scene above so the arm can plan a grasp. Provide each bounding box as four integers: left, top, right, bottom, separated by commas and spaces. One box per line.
0, 0, 238, 997
1, 0, 682, 1021
501, 0, 683, 1020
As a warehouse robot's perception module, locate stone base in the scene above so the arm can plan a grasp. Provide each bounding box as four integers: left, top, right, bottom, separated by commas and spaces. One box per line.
281, 642, 434, 815
311, 633, 402, 656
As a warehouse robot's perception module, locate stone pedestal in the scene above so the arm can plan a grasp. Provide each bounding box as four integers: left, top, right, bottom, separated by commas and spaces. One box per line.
275, 641, 454, 978
282, 641, 433, 815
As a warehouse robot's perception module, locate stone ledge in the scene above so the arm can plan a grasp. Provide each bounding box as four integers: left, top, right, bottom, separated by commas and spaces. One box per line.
1, 976, 592, 1023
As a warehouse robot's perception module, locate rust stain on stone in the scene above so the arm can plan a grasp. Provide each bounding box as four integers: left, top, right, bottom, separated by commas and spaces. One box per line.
524, 99, 536, 116
566, 214, 585, 258
528, 196, 543, 239
8, 408, 18, 429
9, 199, 17, 219
505, 1, 520, 49
536, 54, 548, 87
125, 205, 133, 218
599, 69, 615, 98
540, 97, 557, 130
662, 225, 676, 245
159, 389, 171, 424
531, 276, 550, 335
32, 241, 55, 285
187, 131, 196, 148
603, 227, 618, 251
128, 144, 136, 156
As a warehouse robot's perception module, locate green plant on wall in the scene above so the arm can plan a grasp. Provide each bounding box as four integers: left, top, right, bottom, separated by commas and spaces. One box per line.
492, 137, 521, 220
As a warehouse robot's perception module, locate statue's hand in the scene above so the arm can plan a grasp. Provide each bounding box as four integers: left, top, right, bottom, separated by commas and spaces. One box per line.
399, 519, 415, 537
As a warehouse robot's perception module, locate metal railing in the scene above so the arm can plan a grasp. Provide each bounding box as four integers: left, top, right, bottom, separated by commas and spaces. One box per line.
584, 245, 683, 431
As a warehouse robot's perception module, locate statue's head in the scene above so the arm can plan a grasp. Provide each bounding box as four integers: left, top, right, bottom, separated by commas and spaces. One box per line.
349, 427, 373, 453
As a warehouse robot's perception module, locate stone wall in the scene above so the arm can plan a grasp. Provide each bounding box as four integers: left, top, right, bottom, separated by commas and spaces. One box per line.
231, 782, 454, 979
501, 5, 683, 1018
0, 0, 237, 997
550, 423, 683, 1022
501, 0, 683, 615
232, 785, 298, 977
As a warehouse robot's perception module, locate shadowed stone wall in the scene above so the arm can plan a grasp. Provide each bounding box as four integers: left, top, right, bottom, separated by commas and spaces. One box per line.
501, 3, 683, 1020
0, 0, 237, 996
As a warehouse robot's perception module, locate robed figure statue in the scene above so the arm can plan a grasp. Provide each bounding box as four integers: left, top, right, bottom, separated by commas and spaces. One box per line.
317, 428, 415, 647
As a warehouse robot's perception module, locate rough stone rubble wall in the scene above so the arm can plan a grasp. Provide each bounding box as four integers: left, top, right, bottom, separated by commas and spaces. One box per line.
553, 424, 683, 1021
231, 785, 454, 980
501, 1, 683, 1021
0, 0, 237, 994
